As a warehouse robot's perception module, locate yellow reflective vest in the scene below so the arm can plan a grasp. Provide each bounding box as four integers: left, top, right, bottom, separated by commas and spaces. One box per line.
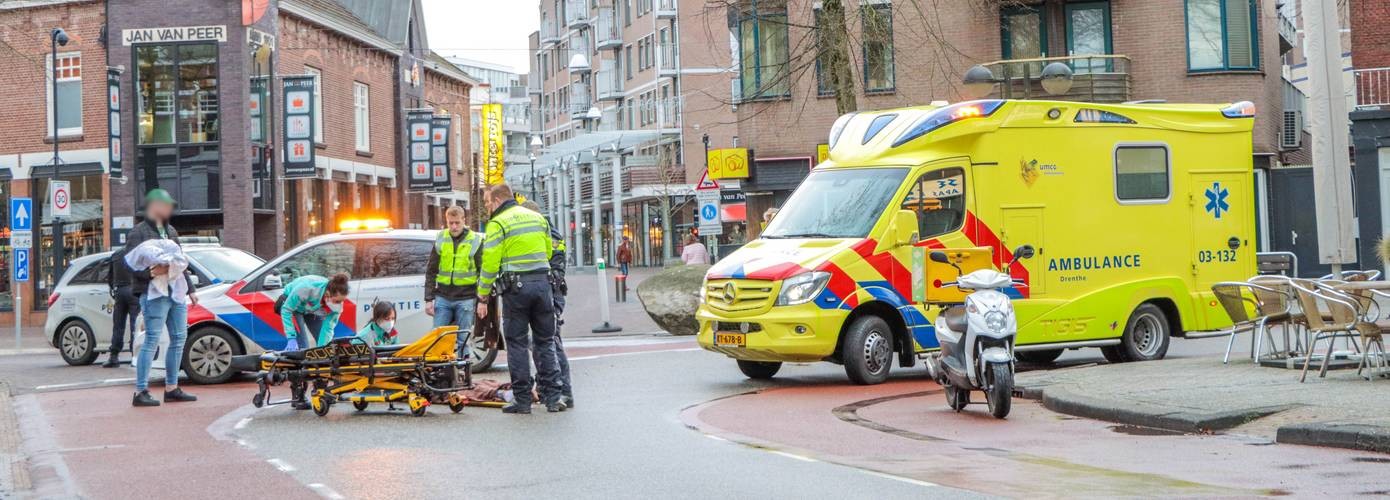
480, 203, 552, 296
436, 229, 483, 286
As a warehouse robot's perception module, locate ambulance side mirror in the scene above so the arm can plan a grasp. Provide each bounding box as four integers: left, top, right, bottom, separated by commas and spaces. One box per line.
892, 210, 918, 247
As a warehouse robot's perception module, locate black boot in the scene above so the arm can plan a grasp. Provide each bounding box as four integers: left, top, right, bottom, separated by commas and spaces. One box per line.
102, 353, 120, 368
132, 391, 160, 407
502, 403, 531, 414
562, 395, 575, 409
164, 388, 197, 402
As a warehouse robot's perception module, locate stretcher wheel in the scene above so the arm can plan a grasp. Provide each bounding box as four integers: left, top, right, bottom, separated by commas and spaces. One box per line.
411, 404, 428, 417
252, 392, 265, 408
353, 400, 369, 412
312, 395, 333, 417
449, 400, 465, 414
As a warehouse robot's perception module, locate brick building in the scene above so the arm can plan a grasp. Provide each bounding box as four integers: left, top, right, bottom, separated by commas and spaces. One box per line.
728, 0, 1291, 238
1351, 0, 1390, 273
0, 0, 474, 326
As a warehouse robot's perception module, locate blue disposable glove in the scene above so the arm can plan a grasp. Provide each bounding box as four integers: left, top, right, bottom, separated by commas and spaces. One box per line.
284, 338, 300, 351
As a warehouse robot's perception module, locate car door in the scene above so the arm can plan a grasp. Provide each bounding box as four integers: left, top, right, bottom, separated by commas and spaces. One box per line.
354, 237, 434, 344
60, 258, 115, 345
234, 240, 358, 349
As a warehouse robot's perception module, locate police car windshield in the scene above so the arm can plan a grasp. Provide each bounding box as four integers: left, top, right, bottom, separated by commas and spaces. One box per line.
188, 248, 265, 282
763, 167, 908, 239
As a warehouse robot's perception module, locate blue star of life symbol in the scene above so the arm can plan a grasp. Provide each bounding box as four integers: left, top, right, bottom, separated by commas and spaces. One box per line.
1204, 182, 1229, 219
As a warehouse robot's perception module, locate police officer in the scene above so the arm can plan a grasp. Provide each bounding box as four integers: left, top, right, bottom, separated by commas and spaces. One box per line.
521, 200, 572, 409
425, 205, 483, 361
477, 184, 564, 414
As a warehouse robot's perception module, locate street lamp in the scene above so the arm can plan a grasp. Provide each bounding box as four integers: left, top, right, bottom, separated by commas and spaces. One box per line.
529, 135, 542, 201
50, 27, 69, 285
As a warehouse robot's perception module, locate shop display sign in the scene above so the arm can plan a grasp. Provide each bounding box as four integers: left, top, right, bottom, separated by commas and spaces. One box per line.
108, 69, 123, 178
406, 110, 435, 191
282, 75, 316, 179
430, 116, 452, 192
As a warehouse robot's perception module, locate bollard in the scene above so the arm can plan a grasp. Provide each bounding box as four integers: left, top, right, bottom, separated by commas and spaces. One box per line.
614, 274, 627, 302
591, 258, 622, 333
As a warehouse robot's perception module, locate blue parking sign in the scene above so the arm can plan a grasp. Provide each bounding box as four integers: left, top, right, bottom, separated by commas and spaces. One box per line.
10, 198, 31, 231
13, 249, 28, 282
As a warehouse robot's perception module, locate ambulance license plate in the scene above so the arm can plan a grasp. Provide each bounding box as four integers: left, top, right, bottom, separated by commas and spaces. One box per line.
714, 332, 746, 347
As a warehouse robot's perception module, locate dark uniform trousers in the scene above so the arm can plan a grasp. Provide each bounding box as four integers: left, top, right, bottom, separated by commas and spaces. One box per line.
503, 273, 562, 405
110, 285, 141, 355
551, 291, 572, 398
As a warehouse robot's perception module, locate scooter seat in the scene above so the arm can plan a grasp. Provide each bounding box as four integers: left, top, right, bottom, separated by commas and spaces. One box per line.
942, 306, 968, 334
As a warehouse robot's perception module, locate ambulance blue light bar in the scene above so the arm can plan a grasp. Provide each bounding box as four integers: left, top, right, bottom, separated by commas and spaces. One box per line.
1220, 101, 1256, 118
892, 100, 1005, 148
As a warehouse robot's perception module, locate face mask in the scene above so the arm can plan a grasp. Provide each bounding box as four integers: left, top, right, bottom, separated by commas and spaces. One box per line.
325, 300, 343, 313
377, 320, 395, 332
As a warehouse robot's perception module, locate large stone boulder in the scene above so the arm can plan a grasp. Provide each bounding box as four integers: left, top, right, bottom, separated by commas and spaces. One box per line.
637, 264, 709, 336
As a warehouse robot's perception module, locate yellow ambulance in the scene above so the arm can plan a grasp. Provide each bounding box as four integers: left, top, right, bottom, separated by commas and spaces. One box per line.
696, 99, 1257, 384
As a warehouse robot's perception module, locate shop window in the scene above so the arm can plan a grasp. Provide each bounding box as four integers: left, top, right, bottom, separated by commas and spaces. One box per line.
737, 0, 790, 100
0, 182, 10, 311
901, 167, 966, 238
861, 2, 894, 92
1186, 0, 1258, 71
35, 173, 106, 309
1114, 145, 1170, 202
48, 52, 82, 137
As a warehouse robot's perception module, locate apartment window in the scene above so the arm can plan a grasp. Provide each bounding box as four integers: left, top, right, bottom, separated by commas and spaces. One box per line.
353, 82, 370, 152
305, 66, 324, 143
1185, 0, 1258, 71
1114, 145, 1170, 202
625, 44, 634, 79
737, 0, 790, 100
814, 7, 833, 96
1001, 4, 1046, 76
626, 98, 634, 128
625, 0, 632, 25
1066, 2, 1112, 73
136, 43, 219, 145
48, 52, 82, 137
861, 3, 894, 92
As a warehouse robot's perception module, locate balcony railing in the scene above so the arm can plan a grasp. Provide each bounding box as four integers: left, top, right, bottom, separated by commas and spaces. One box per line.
1278, 8, 1297, 54
541, 19, 560, 44
1356, 68, 1390, 109
982, 54, 1131, 103
657, 41, 678, 75
565, 0, 590, 28
596, 59, 623, 100
569, 82, 592, 117
595, 7, 621, 49
655, 0, 676, 18
528, 75, 541, 95
569, 34, 592, 72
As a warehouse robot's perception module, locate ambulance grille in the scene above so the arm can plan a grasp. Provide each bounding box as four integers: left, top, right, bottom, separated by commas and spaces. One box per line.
705, 280, 775, 312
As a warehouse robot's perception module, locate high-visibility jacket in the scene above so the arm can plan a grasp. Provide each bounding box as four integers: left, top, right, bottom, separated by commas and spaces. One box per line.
480, 201, 553, 296
435, 229, 483, 286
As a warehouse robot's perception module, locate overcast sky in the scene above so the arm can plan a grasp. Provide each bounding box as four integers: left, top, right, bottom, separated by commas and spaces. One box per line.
421, 0, 537, 72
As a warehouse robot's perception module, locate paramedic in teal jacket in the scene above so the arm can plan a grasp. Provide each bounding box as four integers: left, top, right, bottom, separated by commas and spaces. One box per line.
280, 273, 351, 350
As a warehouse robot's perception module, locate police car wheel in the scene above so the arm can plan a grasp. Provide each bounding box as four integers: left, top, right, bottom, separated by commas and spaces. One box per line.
843, 315, 893, 385
58, 320, 99, 366
463, 332, 498, 372
736, 360, 781, 379
1119, 304, 1171, 362
183, 327, 241, 384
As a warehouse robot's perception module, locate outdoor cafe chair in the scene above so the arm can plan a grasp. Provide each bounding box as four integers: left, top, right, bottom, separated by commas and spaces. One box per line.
1212, 281, 1293, 364
1319, 270, 1382, 282
1292, 280, 1369, 382
1319, 281, 1390, 380
1248, 275, 1303, 359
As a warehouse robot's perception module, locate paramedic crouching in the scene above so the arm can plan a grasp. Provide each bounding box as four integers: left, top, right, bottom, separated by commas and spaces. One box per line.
425, 205, 483, 361
477, 184, 565, 414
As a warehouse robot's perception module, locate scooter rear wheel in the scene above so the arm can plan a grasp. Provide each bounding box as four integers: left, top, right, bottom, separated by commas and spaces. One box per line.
944, 385, 969, 412
986, 363, 1013, 419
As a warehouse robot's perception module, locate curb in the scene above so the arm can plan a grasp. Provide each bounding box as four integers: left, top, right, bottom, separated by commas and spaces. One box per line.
1028, 384, 1298, 434
1277, 422, 1390, 453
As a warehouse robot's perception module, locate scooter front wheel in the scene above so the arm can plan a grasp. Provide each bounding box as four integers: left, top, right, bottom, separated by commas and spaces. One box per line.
944, 385, 969, 412
985, 363, 1013, 419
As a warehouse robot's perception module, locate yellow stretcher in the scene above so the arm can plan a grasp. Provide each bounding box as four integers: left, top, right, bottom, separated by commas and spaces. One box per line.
247, 326, 473, 417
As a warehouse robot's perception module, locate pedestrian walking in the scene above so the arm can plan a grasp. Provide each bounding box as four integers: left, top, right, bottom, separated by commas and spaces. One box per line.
477, 184, 564, 414
522, 200, 573, 409
762, 207, 779, 232
617, 236, 632, 276
425, 205, 483, 361
681, 233, 709, 265
124, 188, 197, 407
103, 244, 139, 368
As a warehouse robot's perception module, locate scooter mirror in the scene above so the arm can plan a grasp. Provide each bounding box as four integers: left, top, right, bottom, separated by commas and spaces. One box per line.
1013, 245, 1036, 260
929, 251, 952, 264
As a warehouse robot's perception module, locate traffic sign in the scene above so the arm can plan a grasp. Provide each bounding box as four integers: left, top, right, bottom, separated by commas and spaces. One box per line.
11, 232, 31, 250
13, 249, 28, 282
695, 171, 720, 191
51, 180, 71, 218
10, 198, 31, 231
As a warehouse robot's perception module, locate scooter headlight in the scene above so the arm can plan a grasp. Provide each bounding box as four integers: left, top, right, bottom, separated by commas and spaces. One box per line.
776, 271, 832, 306
984, 310, 1008, 334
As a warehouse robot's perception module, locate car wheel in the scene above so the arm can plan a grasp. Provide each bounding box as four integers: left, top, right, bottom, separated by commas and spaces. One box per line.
58, 320, 100, 366
1119, 303, 1171, 362
1015, 349, 1064, 365
1100, 345, 1128, 363
462, 330, 498, 372
736, 360, 782, 379
842, 315, 894, 385
183, 327, 241, 384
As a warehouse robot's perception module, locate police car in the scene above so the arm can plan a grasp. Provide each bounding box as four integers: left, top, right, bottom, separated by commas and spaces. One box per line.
47, 242, 264, 367
181, 221, 497, 384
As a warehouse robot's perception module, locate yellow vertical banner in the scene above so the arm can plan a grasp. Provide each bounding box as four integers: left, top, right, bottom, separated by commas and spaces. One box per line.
481, 103, 505, 185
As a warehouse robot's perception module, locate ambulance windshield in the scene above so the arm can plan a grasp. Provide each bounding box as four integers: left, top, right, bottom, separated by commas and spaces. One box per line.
763, 168, 908, 239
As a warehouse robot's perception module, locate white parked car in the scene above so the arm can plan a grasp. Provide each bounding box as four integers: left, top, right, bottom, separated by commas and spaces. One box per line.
47, 244, 265, 367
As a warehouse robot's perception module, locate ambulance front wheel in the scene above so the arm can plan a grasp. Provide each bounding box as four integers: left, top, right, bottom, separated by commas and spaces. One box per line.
842, 316, 894, 385
1109, 304, 1171, 363
736, 360, 781, 379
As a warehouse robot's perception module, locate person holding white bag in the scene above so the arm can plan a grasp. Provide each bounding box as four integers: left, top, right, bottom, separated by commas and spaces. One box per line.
123, 189, 199, 407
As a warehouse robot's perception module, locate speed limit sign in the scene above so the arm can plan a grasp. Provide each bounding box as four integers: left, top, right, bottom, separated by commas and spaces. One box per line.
51, 180, 70, 218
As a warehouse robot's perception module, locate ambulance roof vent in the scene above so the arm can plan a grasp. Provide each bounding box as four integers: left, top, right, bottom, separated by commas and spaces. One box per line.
828, 112, 858, 150
861, 114, 898, 144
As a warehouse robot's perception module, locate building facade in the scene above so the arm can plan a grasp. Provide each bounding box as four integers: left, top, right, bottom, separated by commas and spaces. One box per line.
728, 0, 1290, 240
447, 57, 533, 206
529, 0, 738, 267
0, 0, 473, 326
1351, 0, 1390, 274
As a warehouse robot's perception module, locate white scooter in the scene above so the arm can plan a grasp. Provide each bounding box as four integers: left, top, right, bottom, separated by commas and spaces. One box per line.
924, 245, 1034, 419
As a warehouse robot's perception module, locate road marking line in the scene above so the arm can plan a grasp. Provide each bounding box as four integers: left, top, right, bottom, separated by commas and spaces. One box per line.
768, 450, 817, 463
34, 378, 136, 391
266, 458, 296, 472
308, 483, 345, 500
102, 378, 135, 384
704, 434, 728, 442
568, 347, 703, 361
859, 469, 939, 488
234, 417, 252, 430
